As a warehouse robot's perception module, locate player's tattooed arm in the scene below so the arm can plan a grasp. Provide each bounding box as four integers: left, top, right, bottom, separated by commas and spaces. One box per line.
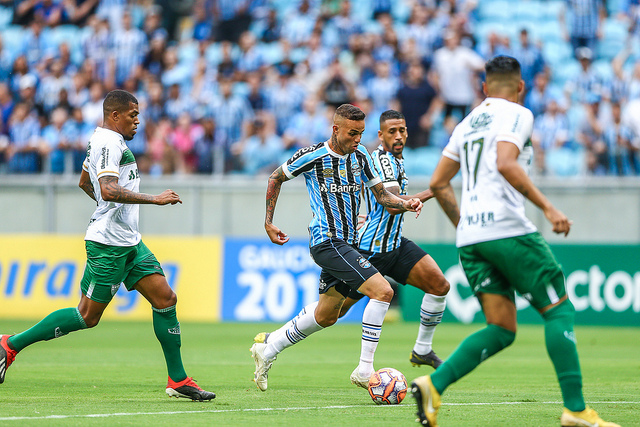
431, 183, 460, 227
78, 169, 96, 201
265, 166, 290, 245
99, 176, 182, 205
383, 186, 434, 215
371, 182, 422, 217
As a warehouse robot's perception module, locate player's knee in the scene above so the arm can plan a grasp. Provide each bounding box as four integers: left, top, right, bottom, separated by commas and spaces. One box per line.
82, 314, 101, 328
373, 283, 394, 303
432, 276, 450, 296
314, 311, 339, 327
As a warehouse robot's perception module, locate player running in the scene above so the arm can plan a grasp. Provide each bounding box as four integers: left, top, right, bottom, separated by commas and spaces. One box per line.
251, 104, 422, 391
410, 56, 619, 426
338, 110, 449, 370
0, 90, 215, 401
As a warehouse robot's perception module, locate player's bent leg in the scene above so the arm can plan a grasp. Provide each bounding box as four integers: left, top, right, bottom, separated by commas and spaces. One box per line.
250, 293, 336, 391
429, 294, 516, 396
351, 274, 393, 388
541, 298, 586, 414
135, 274, 191, 388
254, 301, 321, 344
411, 375, 441, 427
405, 256, 448, 369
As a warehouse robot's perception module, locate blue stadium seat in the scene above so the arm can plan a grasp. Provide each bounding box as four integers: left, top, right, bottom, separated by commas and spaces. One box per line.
551, 58, 580, 87
542, 0, 564, 20
545, 147, 586, 177
477, 1, 514, 21
514, 1, 543, 21
0, 6, 12, 30
1, 25, 25, 59
404, 146, 442, 178
536, 20, 563, 43
543, 40, 573, 68
591, 58, 614, 81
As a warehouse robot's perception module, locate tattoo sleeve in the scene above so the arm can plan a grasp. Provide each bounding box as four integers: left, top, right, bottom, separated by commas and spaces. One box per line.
431, 183, 460, 227
266, 166, 288, 225
99, 176, 156, 204
371, 182, 408, 211
80, 181, 96, 201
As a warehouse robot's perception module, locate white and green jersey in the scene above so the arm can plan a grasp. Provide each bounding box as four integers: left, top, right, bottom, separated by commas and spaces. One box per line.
443, 97, 537, 247
82, 127, 141, 247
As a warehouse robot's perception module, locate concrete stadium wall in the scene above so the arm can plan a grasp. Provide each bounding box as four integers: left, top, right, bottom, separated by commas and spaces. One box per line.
1, 175, 640, 243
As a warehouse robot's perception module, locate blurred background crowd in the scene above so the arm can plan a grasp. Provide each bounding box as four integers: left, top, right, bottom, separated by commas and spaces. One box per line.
0, 0, 639, 177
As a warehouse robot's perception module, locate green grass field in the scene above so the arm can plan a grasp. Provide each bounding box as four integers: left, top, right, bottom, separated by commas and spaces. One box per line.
0, 320, 637, 426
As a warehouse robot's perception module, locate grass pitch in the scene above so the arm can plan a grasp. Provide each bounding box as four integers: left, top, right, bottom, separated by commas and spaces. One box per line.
0, 319, 637, 426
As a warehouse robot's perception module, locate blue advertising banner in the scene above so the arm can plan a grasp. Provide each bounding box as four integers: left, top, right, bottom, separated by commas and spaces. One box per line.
222, 237, 367, 322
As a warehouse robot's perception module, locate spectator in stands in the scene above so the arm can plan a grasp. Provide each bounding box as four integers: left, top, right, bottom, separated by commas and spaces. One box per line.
0, 83, 15, 135
208, 77, 254, 153
0, 35, 14, 82
41, 106, 84, 173
183, 0, 214, 42
304, 31, 334, 75
395, 60, 440, 148
164, 83, 189, 121
479, 31, 511, 60
142, 8, 168, 42
603, 101, 637, 175
38, 59, 72, 115
564, 47, 603, 105
532, 98, 571, 174
168, 111, 200, 174
560, 0, 606, 56
612, 47, 640, 102
193, 117, 223, 174
62, 0, 100, 27
233, 114, 284, 175
404, 4, 440, 59
282, 0, 318, 48
432, 29, 484, 121
81, 80, 104, 126
361, 60, 399, 112
236, 31, 264, 80
23, 18, 50, 70
265, 64, 306, 136
34, 0, 64, 26
512, 29, 546, 100
327, 1, 362, 50
256, 8, 281, 43
145, 117, 177, 175
82, 15, 111, 82
110, 10, 147, 86
214, 0, 251, 44
283, 94, 329, 151
7, 102, 45, 173
576, 95, 608, 174
526, 72, 558, 117
142, 33, 167, 80
320, 60, 356, 109
160, 46, 192, 91
245, 71, 268, 113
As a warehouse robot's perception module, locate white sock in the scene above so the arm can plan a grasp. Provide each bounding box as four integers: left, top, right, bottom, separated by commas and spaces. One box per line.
413, 293, 446, 355
264, 303, 323, 360
358, 299, 390, 377
268, 301, 319, 344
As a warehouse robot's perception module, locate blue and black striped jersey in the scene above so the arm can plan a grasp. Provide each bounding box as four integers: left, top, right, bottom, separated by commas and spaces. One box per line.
282, 141, 382, 247
358, 145, 408, 253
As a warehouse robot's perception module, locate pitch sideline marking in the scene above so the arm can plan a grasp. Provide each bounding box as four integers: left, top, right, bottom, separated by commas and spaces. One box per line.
0, 401, 638, 421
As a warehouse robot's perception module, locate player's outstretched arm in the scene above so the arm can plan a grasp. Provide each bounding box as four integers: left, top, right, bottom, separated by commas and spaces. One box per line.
430, 155, 461, 227
78, 169, 96, 201
265, 166, 290, 245
99, 176, 182, 205
383, 186, 434, 215
496, 141, 571, 236
371, 182, 422, 218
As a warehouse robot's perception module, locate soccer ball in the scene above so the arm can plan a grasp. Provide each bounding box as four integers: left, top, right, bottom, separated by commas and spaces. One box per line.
368, 367, 408, 405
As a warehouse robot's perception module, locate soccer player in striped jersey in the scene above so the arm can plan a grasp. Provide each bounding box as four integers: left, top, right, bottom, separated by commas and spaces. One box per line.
338, 110, 449, 370
251, 104, 423, 391
411, 56, 619, 427
0, 90, 215, 401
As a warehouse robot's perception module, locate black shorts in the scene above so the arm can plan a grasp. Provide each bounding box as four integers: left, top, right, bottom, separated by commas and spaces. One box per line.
309, 238, 379, 298
348, 237, 427, 300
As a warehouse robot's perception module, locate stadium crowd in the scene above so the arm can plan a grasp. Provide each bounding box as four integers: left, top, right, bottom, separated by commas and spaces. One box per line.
0, 0, 639, 177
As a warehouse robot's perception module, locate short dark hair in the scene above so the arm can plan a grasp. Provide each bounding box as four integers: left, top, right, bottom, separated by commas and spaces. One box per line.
485, 56, 521, 78
335, 104, 365, 121
103, 89, 138, 115
379, 110, 404, 126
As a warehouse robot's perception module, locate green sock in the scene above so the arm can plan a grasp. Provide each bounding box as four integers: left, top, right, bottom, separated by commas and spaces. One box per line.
153, 305, 187, 382
431, 324, 515, 395
542, 300, 585, 412
8, 308, 87, 352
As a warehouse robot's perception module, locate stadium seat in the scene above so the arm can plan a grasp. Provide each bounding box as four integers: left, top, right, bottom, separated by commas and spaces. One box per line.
404, 146, 442, 178
545, 147, 586, 176
0, 6, 12, 30
1, 26, 25, 58
543, 40, 573, 69
514, 1, 543, 21
542, 0, 564, 20
477, 1, 514, 21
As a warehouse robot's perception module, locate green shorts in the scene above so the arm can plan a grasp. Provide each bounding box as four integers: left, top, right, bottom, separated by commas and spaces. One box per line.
80, 240, 165, 304
458, 232, 566, 310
